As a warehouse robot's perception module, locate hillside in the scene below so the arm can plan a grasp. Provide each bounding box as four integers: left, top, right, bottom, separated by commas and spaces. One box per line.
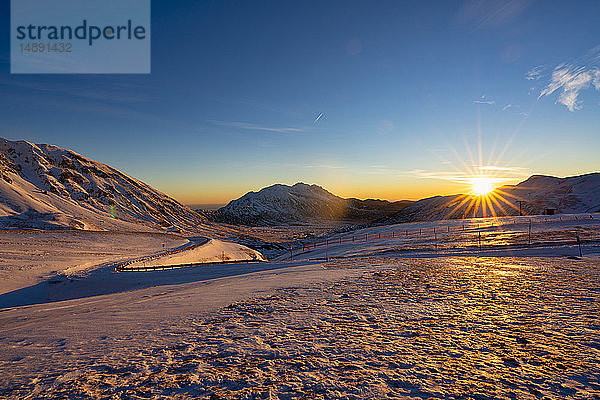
212, 183, 412, 226
382, 173, 600, 223
0, 138, 209, 232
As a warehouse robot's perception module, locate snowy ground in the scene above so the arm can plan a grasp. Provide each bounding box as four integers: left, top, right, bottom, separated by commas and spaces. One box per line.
0, 230, 189, 297
1, 256, 599, 399
286, 213, 600, 261
125, 238, 266, 269
1, 214, 600, 399
0, 231, 268, 309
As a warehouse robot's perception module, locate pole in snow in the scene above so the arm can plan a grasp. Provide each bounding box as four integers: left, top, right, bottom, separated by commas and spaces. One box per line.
577, 235, 583, 257
528, 219, 532, 246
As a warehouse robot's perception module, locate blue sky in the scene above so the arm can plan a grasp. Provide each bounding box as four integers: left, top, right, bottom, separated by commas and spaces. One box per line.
1, 0, 599, 204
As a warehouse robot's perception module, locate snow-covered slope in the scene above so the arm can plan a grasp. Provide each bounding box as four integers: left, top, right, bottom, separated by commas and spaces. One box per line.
213, 183, 411, 226
0, 138, 208, 232
126, 238, 267, 268
384, 173, 600, 223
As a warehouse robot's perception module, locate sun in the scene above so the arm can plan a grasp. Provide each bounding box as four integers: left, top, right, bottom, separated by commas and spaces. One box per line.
470, 176, 495, 196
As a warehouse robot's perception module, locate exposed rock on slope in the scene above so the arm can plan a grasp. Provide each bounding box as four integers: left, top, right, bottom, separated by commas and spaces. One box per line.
0, 138, 208, 231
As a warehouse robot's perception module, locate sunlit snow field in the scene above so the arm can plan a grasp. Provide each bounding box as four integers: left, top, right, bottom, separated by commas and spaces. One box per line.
1, 213, 599, 399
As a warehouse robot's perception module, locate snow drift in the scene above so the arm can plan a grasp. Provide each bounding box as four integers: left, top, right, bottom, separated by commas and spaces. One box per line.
125, 238, 267, 268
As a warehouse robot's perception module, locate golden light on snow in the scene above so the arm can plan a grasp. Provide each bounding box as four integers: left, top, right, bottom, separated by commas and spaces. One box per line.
443, 180, 525, 219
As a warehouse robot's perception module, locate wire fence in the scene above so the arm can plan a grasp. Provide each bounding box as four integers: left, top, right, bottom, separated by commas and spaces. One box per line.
298, 214, 599, 258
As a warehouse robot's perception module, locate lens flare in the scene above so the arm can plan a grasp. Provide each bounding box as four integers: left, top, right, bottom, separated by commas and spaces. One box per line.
470, 177, 495, 196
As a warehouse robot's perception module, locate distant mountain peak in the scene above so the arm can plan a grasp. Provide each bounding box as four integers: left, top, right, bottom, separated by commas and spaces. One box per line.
213, 182, 411, 226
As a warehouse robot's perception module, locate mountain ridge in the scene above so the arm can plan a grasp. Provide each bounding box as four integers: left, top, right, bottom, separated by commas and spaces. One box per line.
211, 182, 413, 226
381, 172, 600, 224
2, 138, 598, 231
0, 138, 209, 232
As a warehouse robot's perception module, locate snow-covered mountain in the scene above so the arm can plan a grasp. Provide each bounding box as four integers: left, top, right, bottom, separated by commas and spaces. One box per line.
0, 138, 209, 231
212, 183, 412, 226
383, 173, 600, 223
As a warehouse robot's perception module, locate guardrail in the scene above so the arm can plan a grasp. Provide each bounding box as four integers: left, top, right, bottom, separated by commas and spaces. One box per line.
117, 258, 265, 272
115, 238, 208, 272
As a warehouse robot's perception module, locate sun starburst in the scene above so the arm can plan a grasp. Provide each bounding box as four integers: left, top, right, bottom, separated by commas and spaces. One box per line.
470, 176, 495, 196
422, 132, 534, 219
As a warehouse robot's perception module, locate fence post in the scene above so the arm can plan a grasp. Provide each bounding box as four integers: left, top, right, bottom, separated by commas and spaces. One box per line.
577, 235, 583, 257
434, 227, 437, 241
528, 219, 532, 246
290, 243, 293, 261
478, 230, 481, 250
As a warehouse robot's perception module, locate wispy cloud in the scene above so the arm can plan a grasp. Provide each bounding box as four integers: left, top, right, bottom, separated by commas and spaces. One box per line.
502, 104, 513, 111
526, 66, 543, 81
455, 0, 531, 29
473, 96, 495, 105
210, 120, 307, 133
536, 46, 600, 111
479, 165, 523, 172
410, 165, 529, 184
304, 163, 345, 170
0, 77, 155, 104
